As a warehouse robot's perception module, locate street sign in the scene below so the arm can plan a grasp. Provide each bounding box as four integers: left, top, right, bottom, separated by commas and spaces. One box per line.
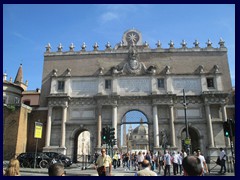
34, 122, 43, 139
185, 138, 191, 145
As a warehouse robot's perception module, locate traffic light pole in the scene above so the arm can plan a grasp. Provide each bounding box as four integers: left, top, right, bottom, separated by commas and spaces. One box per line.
228, 119, 235, 174
183, 89, 190, 155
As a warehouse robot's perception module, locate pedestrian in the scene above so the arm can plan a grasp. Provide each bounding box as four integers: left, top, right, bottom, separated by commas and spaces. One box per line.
181, 149, 187, 158
182, 155, 203, 176
137, 151, 144, 170
133, 152, 138, 170
117, 152, 121, 167
135, 159, 157, 176
124, 152, 130, 171
48, 163, 66, 176
196, 149, 208, 175
95, 148, 112, 176
178, 152, 183, 175
4, 158, 20, 176
113, 152, 118, 169
218, 148, 227, 174
158, 151, 164, 175
171, 151, 178, 175
163, 149, 171, 176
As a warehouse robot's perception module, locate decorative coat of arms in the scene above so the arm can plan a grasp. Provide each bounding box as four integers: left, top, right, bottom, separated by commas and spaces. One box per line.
112, 45, 156, 75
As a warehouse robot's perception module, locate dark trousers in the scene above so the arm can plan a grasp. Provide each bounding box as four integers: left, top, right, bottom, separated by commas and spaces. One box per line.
113, 159, 117, 169
173, 163, 178, 175
164, 165, 170, 176
220, 159, 226, 173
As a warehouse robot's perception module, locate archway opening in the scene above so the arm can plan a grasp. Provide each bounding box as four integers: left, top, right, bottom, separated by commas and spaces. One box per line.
181, 127, 200, 154
73, 130, 91, 163
120, 110, 148, 154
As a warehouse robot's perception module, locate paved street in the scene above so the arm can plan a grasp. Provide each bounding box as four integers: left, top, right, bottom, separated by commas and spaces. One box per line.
18, 163, 235, 176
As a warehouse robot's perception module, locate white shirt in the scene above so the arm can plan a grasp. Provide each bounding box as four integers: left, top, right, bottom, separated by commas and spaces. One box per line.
220, 150, 226, 160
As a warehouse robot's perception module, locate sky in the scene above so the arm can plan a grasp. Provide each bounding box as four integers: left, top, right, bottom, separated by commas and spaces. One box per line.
3, 4, 235, 90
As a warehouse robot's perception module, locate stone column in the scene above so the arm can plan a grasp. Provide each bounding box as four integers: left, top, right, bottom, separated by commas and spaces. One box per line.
169, 105, 176, 147
97, 105, 102, 148
153, 105, 159, 148
205, 104, 215, 147
112, 105, 117, 139
45, 106, 53, 147
221, 104, 227, 122
60, 103, 68, 148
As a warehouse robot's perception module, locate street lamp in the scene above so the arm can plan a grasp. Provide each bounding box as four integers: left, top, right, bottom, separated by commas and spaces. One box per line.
183, 89, 190, 155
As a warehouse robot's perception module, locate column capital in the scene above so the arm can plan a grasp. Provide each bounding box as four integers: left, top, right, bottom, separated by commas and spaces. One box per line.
97, 104, 102, 110
62, 105, 68, 108
112, 104, 118, 108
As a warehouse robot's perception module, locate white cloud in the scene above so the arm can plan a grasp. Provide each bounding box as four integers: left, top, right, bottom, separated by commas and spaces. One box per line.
12, 32, 34, 44
100, 12, 119, 23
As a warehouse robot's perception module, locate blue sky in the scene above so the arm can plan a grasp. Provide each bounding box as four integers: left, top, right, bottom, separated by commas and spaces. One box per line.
3, 4, 235, 90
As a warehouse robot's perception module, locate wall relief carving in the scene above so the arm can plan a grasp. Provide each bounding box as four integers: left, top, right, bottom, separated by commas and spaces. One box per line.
112, 45, 156, 75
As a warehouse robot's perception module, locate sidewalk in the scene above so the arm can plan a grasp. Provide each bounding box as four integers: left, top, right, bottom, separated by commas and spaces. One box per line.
19, 163, 235, 176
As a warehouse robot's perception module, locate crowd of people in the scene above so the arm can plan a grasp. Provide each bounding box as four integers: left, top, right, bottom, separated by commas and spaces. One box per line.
94, 147, 227, 176
2, 147, 227, 176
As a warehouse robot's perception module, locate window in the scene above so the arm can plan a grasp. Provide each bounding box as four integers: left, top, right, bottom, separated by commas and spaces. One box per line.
58, 81, 65, 91
158, 78, 165, 88
105, 79, 112, 89
23, 100, 31, 106
15, 97, 20, 104
207, 78, 214, 88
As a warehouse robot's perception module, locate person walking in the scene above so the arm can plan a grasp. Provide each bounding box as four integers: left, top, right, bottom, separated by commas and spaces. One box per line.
135, 159, 157, 176
95, 148, 112, 176
163, 150, 172, 176
171, 151, 178, 175
196, 149, 208, 175
112, 152, 118, 169
137, 151, 144, 171
218, 148, 227, 174
158, 151, 164, 175
178, 151, 183, 175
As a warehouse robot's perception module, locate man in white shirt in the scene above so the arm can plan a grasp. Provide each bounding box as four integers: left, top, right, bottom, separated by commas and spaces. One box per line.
219, 148, 226, 174
196, 150, 208, 175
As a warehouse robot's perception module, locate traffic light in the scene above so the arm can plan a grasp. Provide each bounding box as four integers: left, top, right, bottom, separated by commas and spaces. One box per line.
102, 128, 107, 143
109, 128, 115, 141
223, 121, 230, 137
110, 139, 117, 147
228, 119, 235, 137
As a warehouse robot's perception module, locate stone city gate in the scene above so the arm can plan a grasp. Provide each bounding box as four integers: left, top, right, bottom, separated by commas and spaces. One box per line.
40, 29, 231, 160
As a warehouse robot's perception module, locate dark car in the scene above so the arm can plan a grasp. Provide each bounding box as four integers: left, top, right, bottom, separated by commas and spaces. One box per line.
17, 152, 51, 168
42, 152, 72, 167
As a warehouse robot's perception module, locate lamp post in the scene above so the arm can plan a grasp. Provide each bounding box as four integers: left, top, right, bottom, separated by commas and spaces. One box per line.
183, 89, 190, 155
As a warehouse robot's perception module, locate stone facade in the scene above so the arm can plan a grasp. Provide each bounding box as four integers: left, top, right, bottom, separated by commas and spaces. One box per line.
37, 29, 233, 161
3, 105, 32, 159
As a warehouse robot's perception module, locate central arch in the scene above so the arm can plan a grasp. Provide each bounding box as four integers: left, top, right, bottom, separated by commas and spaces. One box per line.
120, 110, 149, 153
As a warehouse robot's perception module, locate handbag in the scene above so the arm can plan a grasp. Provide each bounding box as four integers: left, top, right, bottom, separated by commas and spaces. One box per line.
216, 156, 221, 165
97, 166, 106, 176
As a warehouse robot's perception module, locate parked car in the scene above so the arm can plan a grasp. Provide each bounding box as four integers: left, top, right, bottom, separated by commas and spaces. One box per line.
42, 152, 72, 167
17, 152, 51, 168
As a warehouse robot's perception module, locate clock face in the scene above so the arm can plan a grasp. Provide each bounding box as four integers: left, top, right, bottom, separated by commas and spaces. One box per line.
126, 31, 140, 44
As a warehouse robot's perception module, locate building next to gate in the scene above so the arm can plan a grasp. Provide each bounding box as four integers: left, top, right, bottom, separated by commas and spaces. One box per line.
3, 64, 32, 159
35, 29, 233, 162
